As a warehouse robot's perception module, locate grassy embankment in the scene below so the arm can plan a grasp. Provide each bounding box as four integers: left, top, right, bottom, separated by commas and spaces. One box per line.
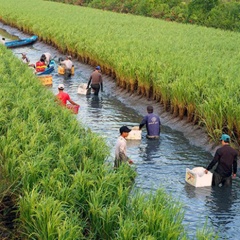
0, 43, 211, 238
1, 0, 240, 145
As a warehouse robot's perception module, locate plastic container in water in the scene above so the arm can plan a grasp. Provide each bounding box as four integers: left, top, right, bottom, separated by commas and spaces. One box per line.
77, 83, 91, 95
58, 65, 65, 75
58, 65, 74, 75
37, 75, 52, 86
185, 167, 213, 187
66, 104, 80, 114
126, 126, 142, 140
71, 65, 74, 75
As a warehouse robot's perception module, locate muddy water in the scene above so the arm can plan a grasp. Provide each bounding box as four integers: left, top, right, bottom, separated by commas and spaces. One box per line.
1, 23, 240, 239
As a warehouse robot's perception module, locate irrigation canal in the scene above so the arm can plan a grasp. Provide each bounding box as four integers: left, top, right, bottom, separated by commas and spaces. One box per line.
1, 23, 240, 239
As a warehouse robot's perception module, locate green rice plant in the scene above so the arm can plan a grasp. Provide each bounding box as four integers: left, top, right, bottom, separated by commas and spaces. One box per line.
19, 189, 84, 240
0, 2, 218, 238
117, 189, 187, 239
196, 219, 219, 240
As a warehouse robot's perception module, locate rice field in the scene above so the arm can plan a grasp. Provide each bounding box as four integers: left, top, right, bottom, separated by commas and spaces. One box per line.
0, 0, 231, 238
1, 0, 240, 143
0, 44, 195, 238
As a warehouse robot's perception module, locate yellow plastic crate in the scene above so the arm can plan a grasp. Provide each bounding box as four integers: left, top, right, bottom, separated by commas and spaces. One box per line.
71, 65, 74, 75
58, 65, 74, 75
58, 66, 65, 75
37, 75, 53, 86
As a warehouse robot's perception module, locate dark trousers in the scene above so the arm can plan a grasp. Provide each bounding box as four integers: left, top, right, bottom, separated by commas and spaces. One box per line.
91, 84, 100, 96
212, 172, 232, 187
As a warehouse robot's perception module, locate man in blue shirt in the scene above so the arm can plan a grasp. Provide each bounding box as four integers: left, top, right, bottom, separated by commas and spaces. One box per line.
139, 105, 161, 139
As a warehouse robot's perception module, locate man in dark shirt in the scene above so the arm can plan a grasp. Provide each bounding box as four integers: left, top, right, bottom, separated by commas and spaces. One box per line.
87, 66, 103, 96
139, 105, 161, 139
204, 134, 238, 187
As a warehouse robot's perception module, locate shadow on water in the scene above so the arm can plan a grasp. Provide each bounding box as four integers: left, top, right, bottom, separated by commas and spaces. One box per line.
1, 22, 240, 240
87, 95, 103, 109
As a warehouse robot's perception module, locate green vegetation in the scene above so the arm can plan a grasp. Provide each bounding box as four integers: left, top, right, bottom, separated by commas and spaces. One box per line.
48, 0, 240, 32
1, 0, 240, 144
0, 35, 216, 238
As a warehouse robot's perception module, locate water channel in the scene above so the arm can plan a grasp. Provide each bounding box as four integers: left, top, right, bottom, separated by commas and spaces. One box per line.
1, 22, 240, 239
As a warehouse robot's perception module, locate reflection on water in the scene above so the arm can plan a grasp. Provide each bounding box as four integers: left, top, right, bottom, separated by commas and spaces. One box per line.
206, 185, 238, 239
87, 95, 103, 109
1, 23, 240, 240
139, 138, 161, 163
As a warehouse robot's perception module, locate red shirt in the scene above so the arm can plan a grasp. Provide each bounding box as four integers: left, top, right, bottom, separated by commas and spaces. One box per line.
56, 91, 70, 105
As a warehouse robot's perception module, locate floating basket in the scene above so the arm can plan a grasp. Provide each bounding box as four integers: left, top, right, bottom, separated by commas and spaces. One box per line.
126, 126, 142, 140
77, 83, 91, 95
37, 75, 52, 86
58, 65, 74, 75
66, 104, 80, 114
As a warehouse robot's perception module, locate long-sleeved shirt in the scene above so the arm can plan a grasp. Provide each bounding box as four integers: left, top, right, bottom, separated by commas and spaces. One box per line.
115, 136, 130, 167
206, 144, 238, 177
87, 70, 103, 89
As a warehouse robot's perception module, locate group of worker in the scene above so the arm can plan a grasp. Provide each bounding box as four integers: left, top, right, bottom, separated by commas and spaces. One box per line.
56, 61, 238, 188
21, 52, 52, 72
119, 127, 237, 189
115, 105, 161, 168
55, 64, 103, 107
21, 52, 74, 77
116, 111, 238, 189
20, 51, 239, 187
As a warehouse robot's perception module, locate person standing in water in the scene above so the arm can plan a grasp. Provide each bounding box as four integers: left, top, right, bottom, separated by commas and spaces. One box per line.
60, 55, 73, 79
204, 134, 238, 187
87, 66, 103, 96
139, 105, 161, 139
114, 126, 133, 168
56, 84, 79, 106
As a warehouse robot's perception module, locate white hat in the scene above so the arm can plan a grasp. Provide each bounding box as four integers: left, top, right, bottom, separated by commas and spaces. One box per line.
58, 84, 64, 90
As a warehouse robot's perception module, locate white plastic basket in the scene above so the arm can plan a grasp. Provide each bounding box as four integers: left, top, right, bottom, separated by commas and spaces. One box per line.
185, 167, 213, 187
77, 83, 89, 95
126, 127, 142, 140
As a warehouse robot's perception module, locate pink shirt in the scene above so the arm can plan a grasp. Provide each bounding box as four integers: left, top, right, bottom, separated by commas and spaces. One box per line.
56, 91, 70, 105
